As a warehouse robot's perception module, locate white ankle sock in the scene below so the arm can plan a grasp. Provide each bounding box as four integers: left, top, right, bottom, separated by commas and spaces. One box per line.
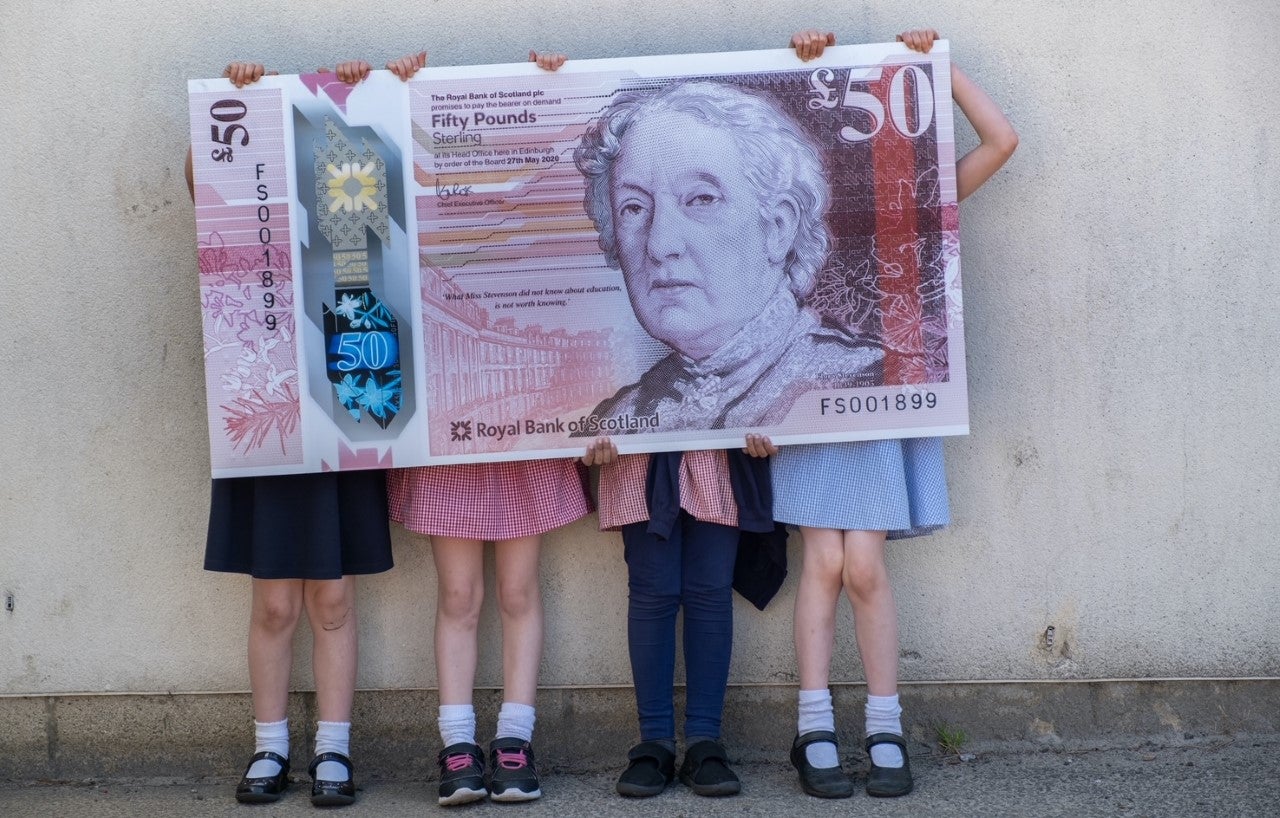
797, 689, 839, 769
314, 721, 351, 782
439, 704, 477, 747
865, 694, 904, 768
495, 702, 536, 742
248, 718, 289, 778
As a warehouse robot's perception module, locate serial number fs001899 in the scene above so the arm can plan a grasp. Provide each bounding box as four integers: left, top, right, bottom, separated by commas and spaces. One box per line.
206, 97, 281, 332
819, 392, 938, 415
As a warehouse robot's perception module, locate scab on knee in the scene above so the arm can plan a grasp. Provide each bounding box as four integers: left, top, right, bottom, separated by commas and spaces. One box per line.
320, 605, 353, 631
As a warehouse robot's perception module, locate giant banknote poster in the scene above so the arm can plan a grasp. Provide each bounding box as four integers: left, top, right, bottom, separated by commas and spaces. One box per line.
189, 43, 964, 477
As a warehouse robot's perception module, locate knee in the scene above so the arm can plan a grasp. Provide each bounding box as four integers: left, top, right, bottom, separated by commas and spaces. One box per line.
305, 582, 355, 631
803, 544, 846, 586
680, 560, 733, 611
253, 594, 302, 634
627, 562, 680, 615
842, 555, 888, 602
437, 579, 483, 625
680, 584, 732, 621
496, 575, 539, 619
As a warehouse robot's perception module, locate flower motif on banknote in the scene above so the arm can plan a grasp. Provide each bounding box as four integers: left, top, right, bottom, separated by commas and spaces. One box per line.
809, 256, 885, 337
332, 291, 396, 331
358, 298, 395, 330
197, 232, 230, 278
203, 289, 246, 332
941, 240, 964, 332
335, 373, 364, 419
326, 162, 379, 213
263, 363, 297, 398
357, 371, 402, 420
335, 292, 362, 323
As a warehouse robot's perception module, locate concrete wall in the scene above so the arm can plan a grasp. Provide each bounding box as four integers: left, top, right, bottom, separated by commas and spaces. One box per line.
2, 0, 1277, 701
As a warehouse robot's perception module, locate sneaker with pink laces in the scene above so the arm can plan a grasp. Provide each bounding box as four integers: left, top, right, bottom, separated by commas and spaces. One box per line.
437, 742, 487, 806
487, 737, 542, 802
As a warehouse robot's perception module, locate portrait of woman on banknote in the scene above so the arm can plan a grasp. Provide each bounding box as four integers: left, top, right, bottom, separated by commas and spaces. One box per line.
573, 80, 883, 433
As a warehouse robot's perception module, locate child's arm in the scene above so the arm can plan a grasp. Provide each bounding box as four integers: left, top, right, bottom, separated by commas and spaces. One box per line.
898, 29, 1018, 201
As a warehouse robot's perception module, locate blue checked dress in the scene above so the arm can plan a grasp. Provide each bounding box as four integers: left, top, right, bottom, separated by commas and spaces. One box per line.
770, 438, 950, 539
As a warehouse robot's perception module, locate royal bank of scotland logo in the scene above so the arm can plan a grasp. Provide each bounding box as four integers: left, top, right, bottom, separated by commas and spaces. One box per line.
450, 420, 473, 442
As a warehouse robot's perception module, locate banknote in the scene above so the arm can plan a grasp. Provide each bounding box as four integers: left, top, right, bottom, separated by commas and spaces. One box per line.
189, 42, 965, 476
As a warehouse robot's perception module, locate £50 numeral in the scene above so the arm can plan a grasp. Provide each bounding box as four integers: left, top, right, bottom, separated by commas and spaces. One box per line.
807, 64, 935, 144
209, 99, 249, 162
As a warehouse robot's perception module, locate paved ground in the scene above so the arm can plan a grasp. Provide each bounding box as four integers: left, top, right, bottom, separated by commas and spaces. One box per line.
3, 738, 1276, 817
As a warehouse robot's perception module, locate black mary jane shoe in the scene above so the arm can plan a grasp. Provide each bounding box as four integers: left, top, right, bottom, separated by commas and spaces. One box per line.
308, 751, 357, 807
790, 731, 854, 798
235, 750, 290, 804
678, 739, 741, 797
864, 732, 913, 797
616, 741, 676, 797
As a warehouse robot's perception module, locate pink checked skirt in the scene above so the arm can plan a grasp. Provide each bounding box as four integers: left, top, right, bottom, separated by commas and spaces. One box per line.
387, 459, 592, 540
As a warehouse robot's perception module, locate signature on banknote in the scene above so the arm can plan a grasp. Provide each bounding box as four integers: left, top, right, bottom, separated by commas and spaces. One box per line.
434, 176, 473, 200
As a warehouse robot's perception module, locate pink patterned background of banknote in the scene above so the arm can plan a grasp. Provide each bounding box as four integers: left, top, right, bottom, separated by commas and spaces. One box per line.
409, 51, 960, 456
767, 57, 960, 385
410, 74, 642, 454
190, 88, 302, 469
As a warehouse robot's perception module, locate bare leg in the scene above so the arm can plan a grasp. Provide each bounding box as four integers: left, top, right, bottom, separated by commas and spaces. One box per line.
303, 577, 358, 723
493, 536, 543, 706
843, 529, 907, 773
304, 576, 358, 782
793, 527, 846, 690
792, 528, 846, 770
243, 579, 304, 782
432, 537, 485, 705
842, 530, 897, 696
248, 579, 304, 722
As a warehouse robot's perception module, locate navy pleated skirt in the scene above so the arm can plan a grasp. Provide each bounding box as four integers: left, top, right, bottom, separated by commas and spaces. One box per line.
204, 471, 393, 579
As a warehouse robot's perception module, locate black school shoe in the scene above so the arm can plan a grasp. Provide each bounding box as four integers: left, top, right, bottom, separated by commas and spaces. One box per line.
308, 751, 356, 807
790, 731, 854, 798
678, 739, 741, 797
616, 741, 676, 797
235, 750, 290, 803
865, 732, 914, 797
437, 742, 487, 806
487, 737, 542, 802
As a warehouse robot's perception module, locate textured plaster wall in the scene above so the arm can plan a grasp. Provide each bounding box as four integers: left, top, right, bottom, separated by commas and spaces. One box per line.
1, 0, 1277, 696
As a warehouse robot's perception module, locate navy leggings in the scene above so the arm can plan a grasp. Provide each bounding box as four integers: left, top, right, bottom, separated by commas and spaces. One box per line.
622, 512, 738, 742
